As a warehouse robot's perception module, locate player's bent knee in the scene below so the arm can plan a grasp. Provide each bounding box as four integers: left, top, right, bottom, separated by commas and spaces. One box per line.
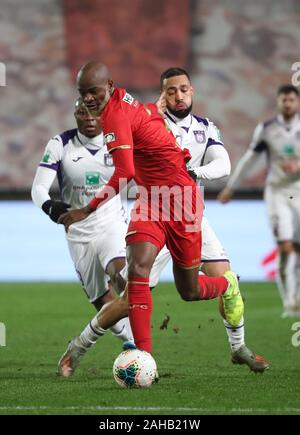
127, 263, 151, 278
180, 294, 195, 302
177, 288, 198, 302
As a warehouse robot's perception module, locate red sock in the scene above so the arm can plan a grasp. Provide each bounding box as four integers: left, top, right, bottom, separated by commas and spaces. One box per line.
198, 275, 228, 299
128, 276, 152, 353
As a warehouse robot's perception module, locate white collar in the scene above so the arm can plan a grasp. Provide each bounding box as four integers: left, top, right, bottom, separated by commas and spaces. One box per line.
166, 110, 193, 128
277, 113, 299, 129
77, 130, 104, 149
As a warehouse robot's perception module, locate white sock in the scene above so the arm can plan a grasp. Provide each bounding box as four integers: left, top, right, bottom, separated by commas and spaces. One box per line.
223, 317, 245, 352
294, 253, 300, 306
79, 314, 106, 349
276, 252, 286, 304
110, 317, 134, 343
285, 251, 297, 307
277, 251, 298, 309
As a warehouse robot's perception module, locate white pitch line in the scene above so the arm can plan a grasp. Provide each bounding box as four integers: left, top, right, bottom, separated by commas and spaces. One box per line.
0, 405, 204, 411
0, 406, 299, 413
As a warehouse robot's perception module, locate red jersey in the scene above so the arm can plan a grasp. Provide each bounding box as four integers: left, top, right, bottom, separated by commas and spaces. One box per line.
101, 88, 191, 189
89, 88, 194, 211
87, 88, 203, 270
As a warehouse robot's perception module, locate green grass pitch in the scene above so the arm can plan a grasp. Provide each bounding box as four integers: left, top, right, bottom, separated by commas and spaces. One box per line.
0, 281, 300, 415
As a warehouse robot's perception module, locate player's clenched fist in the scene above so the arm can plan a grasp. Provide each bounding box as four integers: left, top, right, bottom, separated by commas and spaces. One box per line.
42, 200, 71, 223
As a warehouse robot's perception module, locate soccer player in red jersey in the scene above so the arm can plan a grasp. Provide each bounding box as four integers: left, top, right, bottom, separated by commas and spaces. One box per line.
59, 62, 244, 354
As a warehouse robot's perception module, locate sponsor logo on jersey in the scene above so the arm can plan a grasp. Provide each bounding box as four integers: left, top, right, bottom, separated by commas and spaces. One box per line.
72, 156, 84, 162
283, 144, 295, 157
104, 153, 114, 167
42, 151, 51, 163
193, 130, 206, 144
104, 132, 116, 144
122, 92, 134, 105
85, 172, 100, 186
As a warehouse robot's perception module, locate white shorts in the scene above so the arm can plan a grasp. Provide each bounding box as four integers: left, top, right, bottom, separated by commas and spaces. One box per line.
201, 216, 228, 262
121, 215, 228, 288
67, 220, 127, 303
265, 185, 300, 243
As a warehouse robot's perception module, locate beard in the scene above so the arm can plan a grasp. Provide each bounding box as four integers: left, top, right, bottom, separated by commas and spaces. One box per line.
168, 103, 193, 119
282, 108, 298, 121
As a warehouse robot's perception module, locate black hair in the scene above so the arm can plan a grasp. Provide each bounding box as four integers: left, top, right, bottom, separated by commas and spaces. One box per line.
160, 67, 191, 89
277, 84, 299, 96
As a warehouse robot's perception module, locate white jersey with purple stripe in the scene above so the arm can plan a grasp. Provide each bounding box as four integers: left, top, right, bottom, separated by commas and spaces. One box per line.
165, 111, 224, 168
146, 111, 229, 263
143, 110, 228, 267
38, 128, 126, 242
249, 114, 300, 188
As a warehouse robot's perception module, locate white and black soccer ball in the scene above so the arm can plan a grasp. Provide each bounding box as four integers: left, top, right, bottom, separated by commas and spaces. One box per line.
113, 349, 158, 388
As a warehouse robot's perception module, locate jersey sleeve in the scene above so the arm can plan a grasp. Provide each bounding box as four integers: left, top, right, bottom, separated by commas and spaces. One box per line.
226, 123, 268, 189
207, 121, 224, 146
38, 136, 63, 171
192, 145, 231, 180
31, 166, 57, 208
145, 103, 159, 116
32, 136, 63, 207
249, 123, 268, 153
102, 107, 133, 153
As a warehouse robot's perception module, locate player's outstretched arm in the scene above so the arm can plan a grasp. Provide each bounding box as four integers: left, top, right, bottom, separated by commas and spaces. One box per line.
217, 186, 234, 203
217, 149, 260, 203
218, 121, 268, 203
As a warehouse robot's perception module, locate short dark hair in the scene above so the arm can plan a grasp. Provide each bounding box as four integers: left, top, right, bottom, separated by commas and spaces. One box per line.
160, 67, 191, 89
277, 84, 299, 96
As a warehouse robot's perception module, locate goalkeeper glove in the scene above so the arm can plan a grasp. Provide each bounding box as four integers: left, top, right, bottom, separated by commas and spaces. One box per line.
42, 200, 71, 223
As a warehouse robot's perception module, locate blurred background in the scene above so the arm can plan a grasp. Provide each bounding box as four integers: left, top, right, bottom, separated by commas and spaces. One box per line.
1, 0, 299, 281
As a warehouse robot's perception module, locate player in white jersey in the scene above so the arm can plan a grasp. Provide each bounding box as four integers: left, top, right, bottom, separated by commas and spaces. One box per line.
58, 66, 268, 375
31, 99, 135, 376
147, 68, 268, 371
218, 85, 300, 317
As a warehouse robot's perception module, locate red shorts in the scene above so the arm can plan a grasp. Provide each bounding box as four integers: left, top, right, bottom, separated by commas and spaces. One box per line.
126, 183, 203, 269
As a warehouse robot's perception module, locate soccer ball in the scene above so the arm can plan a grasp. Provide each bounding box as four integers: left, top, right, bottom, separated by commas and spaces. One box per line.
113, 349, 158, 388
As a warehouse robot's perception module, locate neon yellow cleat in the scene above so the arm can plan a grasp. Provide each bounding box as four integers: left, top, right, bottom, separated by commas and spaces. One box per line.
222, 271, 244, 327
